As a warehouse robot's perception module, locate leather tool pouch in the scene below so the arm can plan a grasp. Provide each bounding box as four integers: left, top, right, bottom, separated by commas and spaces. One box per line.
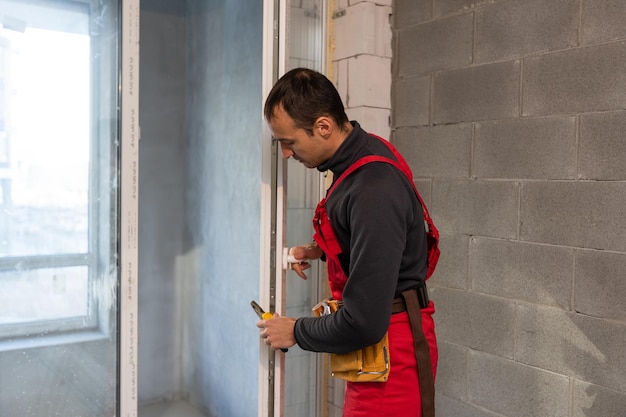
312, 299, 390, 383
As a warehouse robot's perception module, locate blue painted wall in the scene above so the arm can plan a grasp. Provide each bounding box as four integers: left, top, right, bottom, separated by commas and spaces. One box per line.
139, 1, 263, 415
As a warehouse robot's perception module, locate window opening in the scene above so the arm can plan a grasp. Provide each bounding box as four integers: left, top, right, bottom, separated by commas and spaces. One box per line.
0, 0, 118, 345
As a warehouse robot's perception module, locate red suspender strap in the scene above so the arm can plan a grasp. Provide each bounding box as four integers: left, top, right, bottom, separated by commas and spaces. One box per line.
326, 139, 440, 280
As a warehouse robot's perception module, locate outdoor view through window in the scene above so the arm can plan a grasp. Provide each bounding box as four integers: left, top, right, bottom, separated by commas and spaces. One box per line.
0, 0, 119, 346
0, 1, 120, 414
1, 21, 92, 327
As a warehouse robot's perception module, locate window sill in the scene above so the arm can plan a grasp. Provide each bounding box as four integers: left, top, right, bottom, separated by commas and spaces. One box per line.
0, 329, 111, 352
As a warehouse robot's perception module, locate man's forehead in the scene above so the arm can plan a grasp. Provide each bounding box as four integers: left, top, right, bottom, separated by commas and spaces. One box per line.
270, 103, 290, 119
269, 107, 298, 130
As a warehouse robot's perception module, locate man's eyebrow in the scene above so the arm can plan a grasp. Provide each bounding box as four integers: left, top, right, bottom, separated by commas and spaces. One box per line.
272, 136, 290, 143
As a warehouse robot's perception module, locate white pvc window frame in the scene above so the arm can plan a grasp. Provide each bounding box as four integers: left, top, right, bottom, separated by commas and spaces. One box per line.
260, 1, 287, 416
119, 0, 139, 415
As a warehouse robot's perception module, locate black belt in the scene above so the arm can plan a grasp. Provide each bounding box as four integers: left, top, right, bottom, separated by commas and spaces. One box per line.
391, 285, 429, 313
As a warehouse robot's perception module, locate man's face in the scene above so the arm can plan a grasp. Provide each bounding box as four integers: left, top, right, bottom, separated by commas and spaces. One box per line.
268, 105, 329, 169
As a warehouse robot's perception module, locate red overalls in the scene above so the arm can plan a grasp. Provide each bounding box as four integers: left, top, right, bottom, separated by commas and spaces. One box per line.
312, 135, 440, 417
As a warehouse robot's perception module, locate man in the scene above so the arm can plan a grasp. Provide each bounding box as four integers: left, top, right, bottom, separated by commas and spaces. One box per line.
257, 67, 438, 417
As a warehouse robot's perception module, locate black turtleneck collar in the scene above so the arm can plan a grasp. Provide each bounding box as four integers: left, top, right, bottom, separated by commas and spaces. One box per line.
317, 121, 370, 177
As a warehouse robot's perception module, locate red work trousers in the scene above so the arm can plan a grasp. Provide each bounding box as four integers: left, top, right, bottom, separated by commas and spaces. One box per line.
342, 302, 438, 417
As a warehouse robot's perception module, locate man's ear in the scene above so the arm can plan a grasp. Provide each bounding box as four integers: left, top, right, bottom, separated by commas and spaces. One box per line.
315, 116, 333, 138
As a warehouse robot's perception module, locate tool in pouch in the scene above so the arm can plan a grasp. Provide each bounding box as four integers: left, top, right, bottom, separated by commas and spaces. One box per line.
313, 299, 390, 382
251, 300, 288, 352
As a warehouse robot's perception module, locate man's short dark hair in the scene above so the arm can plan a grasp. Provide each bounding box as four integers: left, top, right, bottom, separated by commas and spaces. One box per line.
264, 68, 350, 134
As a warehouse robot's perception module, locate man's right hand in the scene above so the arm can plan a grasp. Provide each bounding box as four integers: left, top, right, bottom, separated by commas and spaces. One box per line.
288, 243, 323, 279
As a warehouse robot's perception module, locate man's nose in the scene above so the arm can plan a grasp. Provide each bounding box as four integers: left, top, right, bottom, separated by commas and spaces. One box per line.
279, 142, 293, 159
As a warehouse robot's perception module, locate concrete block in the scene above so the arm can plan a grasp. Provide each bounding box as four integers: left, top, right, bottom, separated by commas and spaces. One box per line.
392, 75, 430, 127
335, 0, 349, 10
582, 0, 626, 45
431, 180, 519, 239
475, 0, 578, 63
575, 249, 626, 322
334, 59, 349, 101
351, 0, 391, 6
436, 395, 502, 417
413, 179, 432, 206
434, 61, 520, 124
348, 0, 390, 5
393, 0, 432, 29
573, 381, 626, 417
431, 288, 515, 357
470, 238, 574, 309
346, 55, 391, 108
468, 350, 570, 417
347, 106, 390, 139
429, 233, 469, 290
435, 0, 502, 17
435, 342, 468, 400
397, 13, 472, 77
579, 111, 626, 180
520, 182, 626, 252
333, 2, 392, 60
394, 124, 472, 178
516, 304, 626, 393
473, 117, 577, 180
523, 42, 626, 116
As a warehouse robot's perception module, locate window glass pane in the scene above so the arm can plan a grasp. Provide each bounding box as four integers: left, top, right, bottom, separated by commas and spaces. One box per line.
0, 23, 90, 257
0, 266, 88, 325
284, 1, 326, 416
0, 0, 120, 414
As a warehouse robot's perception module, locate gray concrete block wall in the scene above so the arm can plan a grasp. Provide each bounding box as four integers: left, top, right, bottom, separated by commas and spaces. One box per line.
523, 42, 626, 115
392, 0, 626, 415
433, 61, 520, 123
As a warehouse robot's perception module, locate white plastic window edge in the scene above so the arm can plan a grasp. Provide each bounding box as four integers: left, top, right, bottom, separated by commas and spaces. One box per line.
119, 0, 140, 415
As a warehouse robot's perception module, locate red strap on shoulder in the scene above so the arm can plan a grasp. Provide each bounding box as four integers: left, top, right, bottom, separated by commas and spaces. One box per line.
325, 135, 440, 279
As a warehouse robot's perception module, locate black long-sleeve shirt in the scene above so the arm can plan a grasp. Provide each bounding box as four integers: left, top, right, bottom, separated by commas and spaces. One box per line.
293, 122, 428, 354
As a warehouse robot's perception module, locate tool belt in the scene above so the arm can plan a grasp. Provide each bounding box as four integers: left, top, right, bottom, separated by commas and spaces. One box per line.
313, 297, 389, 382
312, 285, 433, 390
313, 284, 428, 317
